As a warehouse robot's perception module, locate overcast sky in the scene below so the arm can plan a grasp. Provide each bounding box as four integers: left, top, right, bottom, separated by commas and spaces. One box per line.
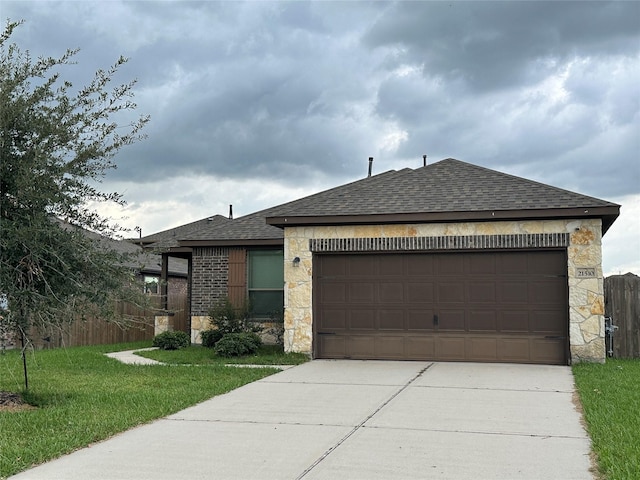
4, 1, 639, 275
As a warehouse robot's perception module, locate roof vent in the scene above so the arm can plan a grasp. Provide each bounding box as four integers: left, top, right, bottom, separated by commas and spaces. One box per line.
423, 154, 427, 167
229, 204, 233, 219
368, 157, 373, 177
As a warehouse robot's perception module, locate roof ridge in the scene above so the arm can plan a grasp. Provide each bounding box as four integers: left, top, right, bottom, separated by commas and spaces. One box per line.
139, 214, 229, 241
263, 169, 414, 218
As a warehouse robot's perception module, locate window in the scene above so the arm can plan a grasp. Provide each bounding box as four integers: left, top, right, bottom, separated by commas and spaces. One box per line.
248, 249, 284, 318
144, 276, 159, 294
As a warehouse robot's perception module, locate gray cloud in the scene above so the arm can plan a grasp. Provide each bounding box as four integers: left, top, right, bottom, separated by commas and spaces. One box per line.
3, 1, 639, 202
364, 1, 639, 92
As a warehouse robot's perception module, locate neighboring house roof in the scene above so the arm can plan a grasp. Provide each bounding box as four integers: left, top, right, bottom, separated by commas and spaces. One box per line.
266, 158, 620, 233
137, 214, 231, 249
146, 158, 620, 251
55, 218, 188, 276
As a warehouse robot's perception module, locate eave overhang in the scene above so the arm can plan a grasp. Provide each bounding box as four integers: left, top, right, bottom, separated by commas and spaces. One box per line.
178, 238, 284, 248
267, 205, 620, 235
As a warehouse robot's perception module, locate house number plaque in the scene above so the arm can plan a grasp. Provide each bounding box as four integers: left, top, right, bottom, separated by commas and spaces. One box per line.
576, 268, 596, 278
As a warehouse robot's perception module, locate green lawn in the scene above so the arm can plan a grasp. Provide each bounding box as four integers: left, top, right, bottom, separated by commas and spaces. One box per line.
0, 342, 279, 479
573, 359, 640, 480
137, 343, 309, 365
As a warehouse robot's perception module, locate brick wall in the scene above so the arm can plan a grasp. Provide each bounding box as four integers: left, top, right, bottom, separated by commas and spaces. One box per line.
191, 247, 229, 316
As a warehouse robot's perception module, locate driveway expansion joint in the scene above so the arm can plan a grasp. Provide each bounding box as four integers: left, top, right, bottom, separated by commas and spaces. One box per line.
295, 363, 434, 480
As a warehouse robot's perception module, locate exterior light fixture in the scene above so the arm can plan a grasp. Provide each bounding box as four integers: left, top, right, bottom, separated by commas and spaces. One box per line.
293, 257, 301, 267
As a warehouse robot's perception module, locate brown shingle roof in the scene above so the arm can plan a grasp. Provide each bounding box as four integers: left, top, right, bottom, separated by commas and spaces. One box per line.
138, 214, 231, 248
265, 158, 620, 232
149, 158, 620, 249
177, 169, 410, 246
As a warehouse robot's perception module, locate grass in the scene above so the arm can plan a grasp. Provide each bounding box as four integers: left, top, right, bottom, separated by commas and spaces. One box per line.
0, 341, 280, 479
137, 343, 309, 365
573, 359, 640, 480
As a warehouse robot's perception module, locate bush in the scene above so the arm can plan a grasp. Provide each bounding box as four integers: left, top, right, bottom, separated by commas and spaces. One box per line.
214, 333, 262, 357
203, 297, 262, 349
200, 329, 224, 348
152, 330, 190, 350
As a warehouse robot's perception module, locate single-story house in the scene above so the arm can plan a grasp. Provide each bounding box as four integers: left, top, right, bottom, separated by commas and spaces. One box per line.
141, 158, 620, 364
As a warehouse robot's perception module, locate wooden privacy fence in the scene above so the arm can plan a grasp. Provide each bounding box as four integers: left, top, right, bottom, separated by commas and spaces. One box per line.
605, 273, 640, 358
27, 290, 190, 349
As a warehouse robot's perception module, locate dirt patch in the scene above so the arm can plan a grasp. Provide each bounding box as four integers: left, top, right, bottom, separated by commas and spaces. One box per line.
0, 391, 36, 412
573, 389, 603, 480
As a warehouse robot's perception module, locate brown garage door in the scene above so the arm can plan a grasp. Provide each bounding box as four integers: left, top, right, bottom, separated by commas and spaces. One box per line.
314, 251, 568, 365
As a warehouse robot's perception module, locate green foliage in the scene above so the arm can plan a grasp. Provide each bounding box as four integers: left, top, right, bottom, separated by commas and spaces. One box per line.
0, 20, 150, 367
573, 359, 640, 480
203, 297, 262, 349
214, 333, 262, 357
200, 328, 224, 348
138, 344, 310, 366
0, 343, 276, 478
152, 331, 190, 350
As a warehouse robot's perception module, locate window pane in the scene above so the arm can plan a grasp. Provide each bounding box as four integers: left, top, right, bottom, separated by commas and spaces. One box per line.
144, 276, 159, 294
248, 250, 284, 289
249, 291, 284, 318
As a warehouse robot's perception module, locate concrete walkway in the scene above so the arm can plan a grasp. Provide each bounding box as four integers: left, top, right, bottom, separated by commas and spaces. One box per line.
104, 348, 163, 365
10, 361, 593, 480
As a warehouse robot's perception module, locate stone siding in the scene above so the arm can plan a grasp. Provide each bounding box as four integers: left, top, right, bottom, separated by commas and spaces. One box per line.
283, 219, 605, 363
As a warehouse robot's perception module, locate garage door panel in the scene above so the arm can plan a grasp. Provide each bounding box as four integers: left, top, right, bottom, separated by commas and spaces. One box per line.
467, 337, 498, 361
529, 251, 566, 275
316, 335, 346, 358
499, 338, 531, 362
379, 309, 404, 330
407, 256, 434, 275
375, 336, 405, 359
407, 310, 435, 330
407, 283, 434, 302
468, 282, 497, 302
469, 310, 498, 331
378, 256, 404, 275
319, 283, 347, 303
438, 256, 464, 275
531, 338, 566, 364
350, 283, 375, 302
438, 310, 466, 331
406, 336, 435, 357
468, 255, 496, 274
438, 283, 465, 303
348, 336, 376, 358
315, 251, 568, 365
500, 311, 530, 332
530, 310, 565, 334
318, 256, 347, 276
350, 310, 376, 330
437, 337, 466, 360
498, 252, 529, 274
348, 256, 376, 276
380, 282, 404, 302
501, 282, 529, 303
318, 309, 346, 330
531, 280, 567, 305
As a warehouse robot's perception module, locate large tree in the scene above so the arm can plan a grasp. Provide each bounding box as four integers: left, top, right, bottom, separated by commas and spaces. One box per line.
0, 21, 150, 386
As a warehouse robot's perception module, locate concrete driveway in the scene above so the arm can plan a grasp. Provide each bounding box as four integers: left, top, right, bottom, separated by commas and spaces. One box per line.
10, 361, 593, 480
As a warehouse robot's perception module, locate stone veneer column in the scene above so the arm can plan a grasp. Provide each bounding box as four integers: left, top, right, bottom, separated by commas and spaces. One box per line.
566, 219, 605, 362
283, 219, 606, 362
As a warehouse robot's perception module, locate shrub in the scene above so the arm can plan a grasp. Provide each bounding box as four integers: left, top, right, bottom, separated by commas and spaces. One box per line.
200, 329, 224, 348
152, 330, 190, 350
204, 297, 262, 349
214, 333, 262, 357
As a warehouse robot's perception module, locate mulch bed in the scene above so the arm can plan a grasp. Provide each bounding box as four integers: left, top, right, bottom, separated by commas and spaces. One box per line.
0, 391, 36, 412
